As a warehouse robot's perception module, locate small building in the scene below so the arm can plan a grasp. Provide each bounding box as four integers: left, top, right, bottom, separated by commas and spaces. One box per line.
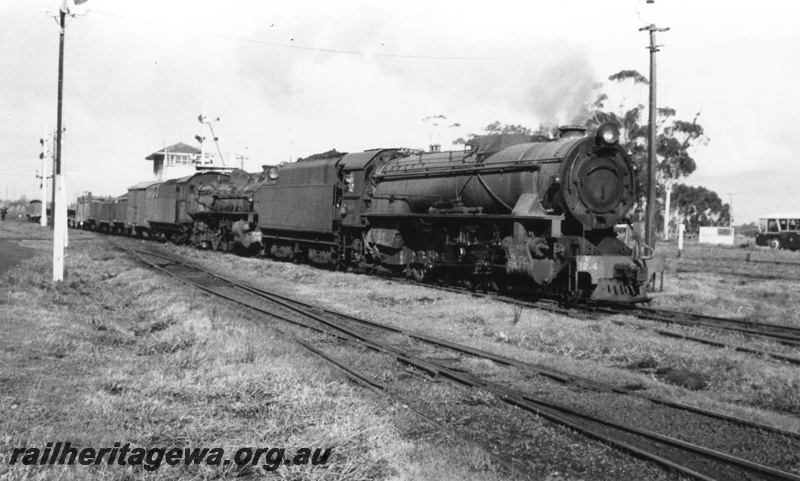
698, 226, 734, 245
146, 142, 229, 181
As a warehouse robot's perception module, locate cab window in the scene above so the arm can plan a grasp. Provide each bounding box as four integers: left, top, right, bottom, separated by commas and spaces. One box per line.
344, 172, 356, 193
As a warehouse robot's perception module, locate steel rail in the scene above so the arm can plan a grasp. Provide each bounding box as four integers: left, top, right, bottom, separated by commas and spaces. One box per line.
406, 275, 800, 347
130, 246, 800, 442
241, 283, 800, 442
212, 291, 534, 479
126, 246, 800, 481
407, 279, 800, 364
673, 256, 800, 268
674, 266, 800, 282
294, 340, 534, 480
125, 248, 718, 480
633, 305, 800, 338
128, 249, 532, 479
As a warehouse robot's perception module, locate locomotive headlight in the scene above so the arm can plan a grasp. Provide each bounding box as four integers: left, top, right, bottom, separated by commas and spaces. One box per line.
268, 167, 279, 180
597, 123, 620, 146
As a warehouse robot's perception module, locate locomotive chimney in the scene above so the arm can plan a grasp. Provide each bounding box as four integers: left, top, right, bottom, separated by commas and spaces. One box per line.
557, 125, 587, 139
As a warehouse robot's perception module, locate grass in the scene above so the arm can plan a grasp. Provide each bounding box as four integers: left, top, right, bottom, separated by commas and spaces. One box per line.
6, 220, 800, 478
177, 243, 800, 435
657, 238, 800, 308
0, 223, 514, 480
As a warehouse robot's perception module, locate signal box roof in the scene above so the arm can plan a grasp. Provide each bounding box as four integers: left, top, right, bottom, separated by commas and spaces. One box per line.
145, 142, 200, 161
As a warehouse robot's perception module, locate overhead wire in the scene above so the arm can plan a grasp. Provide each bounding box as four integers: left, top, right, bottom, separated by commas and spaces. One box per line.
89, 9, 504, 61
89, 9, 638, 62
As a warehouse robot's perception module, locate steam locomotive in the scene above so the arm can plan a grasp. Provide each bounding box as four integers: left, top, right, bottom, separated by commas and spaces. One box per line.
76, 123, 651, 303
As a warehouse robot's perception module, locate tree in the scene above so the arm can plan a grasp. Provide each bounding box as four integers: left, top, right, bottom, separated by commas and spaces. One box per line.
670, 184, 730, 233
584, 70, 709, 232
448, 69, 716, 236
584, 70, 649, 158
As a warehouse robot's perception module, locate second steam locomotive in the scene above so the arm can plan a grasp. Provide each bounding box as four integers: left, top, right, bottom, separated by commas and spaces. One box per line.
75, 123, 651, 303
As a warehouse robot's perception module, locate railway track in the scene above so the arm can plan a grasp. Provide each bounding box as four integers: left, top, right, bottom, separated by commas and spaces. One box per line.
402, 280, 800, 364
74, 223, 800, 363
673, 266, 800, 283
625, 305, 800, 346
122, 242, 800, 481
670, 256, 800, 282
587, 304, 800, 364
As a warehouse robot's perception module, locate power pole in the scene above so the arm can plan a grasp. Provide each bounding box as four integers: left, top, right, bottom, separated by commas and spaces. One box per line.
53, 1, 66, 233
663, 182, 672, 240
46, 0, 86, 281
640, 23, 669, 250
52, 0, 68, 280
728, 192, 734, 227
234, 154, 248, 170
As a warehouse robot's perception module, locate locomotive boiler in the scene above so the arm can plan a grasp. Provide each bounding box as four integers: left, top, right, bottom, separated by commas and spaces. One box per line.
362, 123, 648, 302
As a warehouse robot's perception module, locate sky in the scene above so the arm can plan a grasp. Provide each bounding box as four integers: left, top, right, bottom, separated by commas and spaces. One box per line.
2, 0, 799, 224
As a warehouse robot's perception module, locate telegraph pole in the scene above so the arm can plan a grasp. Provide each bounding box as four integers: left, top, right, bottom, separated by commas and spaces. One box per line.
728, 192, 734, 227
46, 0, 86, 281
53, 1, 67, 231
51, 0, 68, 280
663, 183, 672, 240
640, 23, 669, 249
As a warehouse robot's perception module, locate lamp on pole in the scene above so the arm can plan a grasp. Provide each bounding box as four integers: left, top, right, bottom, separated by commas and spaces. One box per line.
640, 23, 669, 250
